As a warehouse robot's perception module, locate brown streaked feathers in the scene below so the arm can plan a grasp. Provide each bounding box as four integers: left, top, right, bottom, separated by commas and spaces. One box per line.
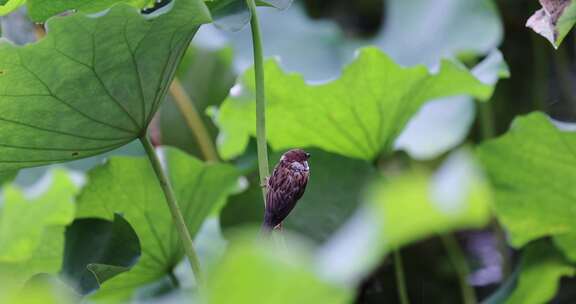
262, 149, 310, 230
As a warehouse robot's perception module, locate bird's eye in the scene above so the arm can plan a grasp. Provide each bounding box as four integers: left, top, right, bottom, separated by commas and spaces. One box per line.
305, 153, 311, 159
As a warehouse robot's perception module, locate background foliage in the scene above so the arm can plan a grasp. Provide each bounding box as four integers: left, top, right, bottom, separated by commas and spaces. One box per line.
1, 0, 576, 303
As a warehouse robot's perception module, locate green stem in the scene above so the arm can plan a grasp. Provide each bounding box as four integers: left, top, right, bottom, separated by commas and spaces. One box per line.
247, 0, 270, 204
169, 78, 219, 162
140, 135, 203, 286
479, 101, 495, 140
393, 249, 410, 304
441, 234, 476, 304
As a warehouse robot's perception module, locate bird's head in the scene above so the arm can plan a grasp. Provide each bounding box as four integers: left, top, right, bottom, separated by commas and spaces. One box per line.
280, 149, 310, 171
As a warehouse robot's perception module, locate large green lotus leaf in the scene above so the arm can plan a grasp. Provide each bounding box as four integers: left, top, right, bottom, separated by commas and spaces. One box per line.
527, 0, 576, 49
75, 147, 238, 300
0, 0, 210, 171
0, 273, 77, 304
215, 47, 493, 161
0, 170, 79, 291
26, 0, 154, 22
316, 149, 492, 284
207, 231, 352, 304
477, 112, 576, 254
506, 241, 575, 304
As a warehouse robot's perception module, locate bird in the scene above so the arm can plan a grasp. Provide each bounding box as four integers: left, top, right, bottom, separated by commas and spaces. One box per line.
262, 149, 310, 230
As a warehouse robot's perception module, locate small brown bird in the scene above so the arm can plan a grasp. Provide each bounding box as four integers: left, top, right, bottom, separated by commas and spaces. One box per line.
262, 149, 310, 230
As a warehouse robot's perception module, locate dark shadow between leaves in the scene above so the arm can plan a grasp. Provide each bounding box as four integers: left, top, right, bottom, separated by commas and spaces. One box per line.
60, 213, 141, 295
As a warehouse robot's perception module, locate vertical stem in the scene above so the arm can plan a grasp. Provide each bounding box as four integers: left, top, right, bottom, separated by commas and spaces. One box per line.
479, 101, 495, 140
441, 234, 476, 304
247, 0, 270, 204
140, 135, 203, 286
393, 249, 410, 304
169, 78, 219, 162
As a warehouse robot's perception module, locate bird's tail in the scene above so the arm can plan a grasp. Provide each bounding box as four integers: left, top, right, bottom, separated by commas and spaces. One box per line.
260, 211, 276, 235
261, 212, 273, 232
260, 222, 273, 234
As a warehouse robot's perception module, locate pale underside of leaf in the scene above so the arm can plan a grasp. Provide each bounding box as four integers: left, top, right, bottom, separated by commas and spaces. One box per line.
0, 0, 210, 171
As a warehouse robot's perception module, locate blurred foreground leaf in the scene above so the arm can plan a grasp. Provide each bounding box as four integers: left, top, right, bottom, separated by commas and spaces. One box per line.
76, 147, 238, 300
0, 170, 79, 292
207, 231, 352, 304
316, 149, 492, 284
1, 273, 77, 304
216, 47, 493, 161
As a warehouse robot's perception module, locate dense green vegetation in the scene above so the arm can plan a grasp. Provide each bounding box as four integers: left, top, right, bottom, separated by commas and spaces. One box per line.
1, 0, 576, 303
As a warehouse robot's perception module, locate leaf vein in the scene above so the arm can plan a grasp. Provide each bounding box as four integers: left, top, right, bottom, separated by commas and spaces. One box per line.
0, 116, 133, 142
122, 14, 147, 128
16, 50, 137, 135
51, 45, 142, 131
